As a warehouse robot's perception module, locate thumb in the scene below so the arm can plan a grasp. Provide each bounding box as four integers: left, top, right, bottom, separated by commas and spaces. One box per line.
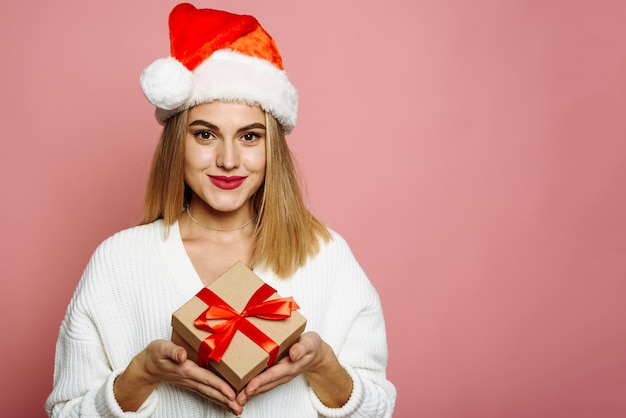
289, 344, 304, 362
173, 346, 187, 364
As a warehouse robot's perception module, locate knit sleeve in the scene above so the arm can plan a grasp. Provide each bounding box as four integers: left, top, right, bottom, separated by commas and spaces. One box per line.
45, 240, 159, 418
305, 232, 397, 417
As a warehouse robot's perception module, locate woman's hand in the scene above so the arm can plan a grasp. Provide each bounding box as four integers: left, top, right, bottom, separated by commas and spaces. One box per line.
114, 339, 242, 415
235, 332, 353, 408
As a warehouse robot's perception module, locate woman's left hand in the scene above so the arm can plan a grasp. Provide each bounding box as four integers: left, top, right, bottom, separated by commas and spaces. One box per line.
235, 331, 352, 408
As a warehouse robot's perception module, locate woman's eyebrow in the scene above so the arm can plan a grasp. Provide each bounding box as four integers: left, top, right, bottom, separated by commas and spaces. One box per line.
188, 120, 266, 134
237, 123, 266, 133
188, 120, 218, 130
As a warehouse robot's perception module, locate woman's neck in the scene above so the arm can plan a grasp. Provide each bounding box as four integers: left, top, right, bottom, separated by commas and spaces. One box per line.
184, 200, 256, 233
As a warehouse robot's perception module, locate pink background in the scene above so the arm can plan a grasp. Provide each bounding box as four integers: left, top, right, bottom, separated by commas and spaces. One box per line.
1, 1, 625, 417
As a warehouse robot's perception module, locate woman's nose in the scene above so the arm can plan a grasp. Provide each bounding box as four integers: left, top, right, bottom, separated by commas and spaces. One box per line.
216, 140, 239, 170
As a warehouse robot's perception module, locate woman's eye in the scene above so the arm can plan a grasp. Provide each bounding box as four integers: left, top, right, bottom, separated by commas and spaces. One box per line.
242, 132, 260, 142
194, 131, 214, 140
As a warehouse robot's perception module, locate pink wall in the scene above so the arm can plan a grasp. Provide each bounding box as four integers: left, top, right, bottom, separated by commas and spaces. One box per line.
1, 1, 625, 417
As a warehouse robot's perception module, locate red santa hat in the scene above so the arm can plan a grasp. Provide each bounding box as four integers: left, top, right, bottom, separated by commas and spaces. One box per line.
140, 3, 298, 133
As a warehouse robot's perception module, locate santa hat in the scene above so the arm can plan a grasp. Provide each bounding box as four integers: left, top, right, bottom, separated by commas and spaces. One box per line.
140, 3, 298, 133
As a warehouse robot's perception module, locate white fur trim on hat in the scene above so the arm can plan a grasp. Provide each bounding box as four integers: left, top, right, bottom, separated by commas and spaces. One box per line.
140, 57, 194, 111
150, 50, 298, 133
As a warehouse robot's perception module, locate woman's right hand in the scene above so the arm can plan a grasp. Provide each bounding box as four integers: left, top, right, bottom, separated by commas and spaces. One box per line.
114, 339, 242, 415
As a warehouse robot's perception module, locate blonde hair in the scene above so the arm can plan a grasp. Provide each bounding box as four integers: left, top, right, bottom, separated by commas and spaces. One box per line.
142, 111, 187, 226
141, 107, 330, 278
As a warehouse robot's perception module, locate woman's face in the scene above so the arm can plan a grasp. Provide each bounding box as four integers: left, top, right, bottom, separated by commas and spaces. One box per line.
184, 101, 266, 217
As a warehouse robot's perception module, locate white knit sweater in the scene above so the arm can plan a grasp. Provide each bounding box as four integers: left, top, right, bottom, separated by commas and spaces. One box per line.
46, 220, 396, 417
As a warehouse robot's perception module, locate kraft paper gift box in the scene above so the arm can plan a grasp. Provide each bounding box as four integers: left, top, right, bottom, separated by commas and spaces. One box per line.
171, 261, 307, 391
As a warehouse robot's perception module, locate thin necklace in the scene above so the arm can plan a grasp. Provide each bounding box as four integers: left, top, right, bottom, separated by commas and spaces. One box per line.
186, 206, 256, 232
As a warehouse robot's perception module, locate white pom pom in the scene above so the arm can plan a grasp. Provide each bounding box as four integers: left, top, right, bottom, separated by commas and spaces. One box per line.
140, 57, 194, 110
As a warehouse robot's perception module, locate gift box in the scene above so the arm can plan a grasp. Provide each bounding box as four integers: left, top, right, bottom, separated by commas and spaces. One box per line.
171, 261, 307, 391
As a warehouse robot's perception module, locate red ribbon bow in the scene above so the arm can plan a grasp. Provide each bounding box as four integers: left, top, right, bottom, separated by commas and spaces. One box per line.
194, 283, 300, 368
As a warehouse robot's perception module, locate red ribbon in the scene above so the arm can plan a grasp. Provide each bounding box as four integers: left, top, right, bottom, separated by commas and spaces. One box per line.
193, 283, 300, 368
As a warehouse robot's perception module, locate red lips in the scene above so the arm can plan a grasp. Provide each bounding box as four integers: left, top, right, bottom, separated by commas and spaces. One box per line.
209, 175, 246, 190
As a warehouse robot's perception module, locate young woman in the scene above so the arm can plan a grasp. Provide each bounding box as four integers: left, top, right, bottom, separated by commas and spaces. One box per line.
46, 4, 396, 417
